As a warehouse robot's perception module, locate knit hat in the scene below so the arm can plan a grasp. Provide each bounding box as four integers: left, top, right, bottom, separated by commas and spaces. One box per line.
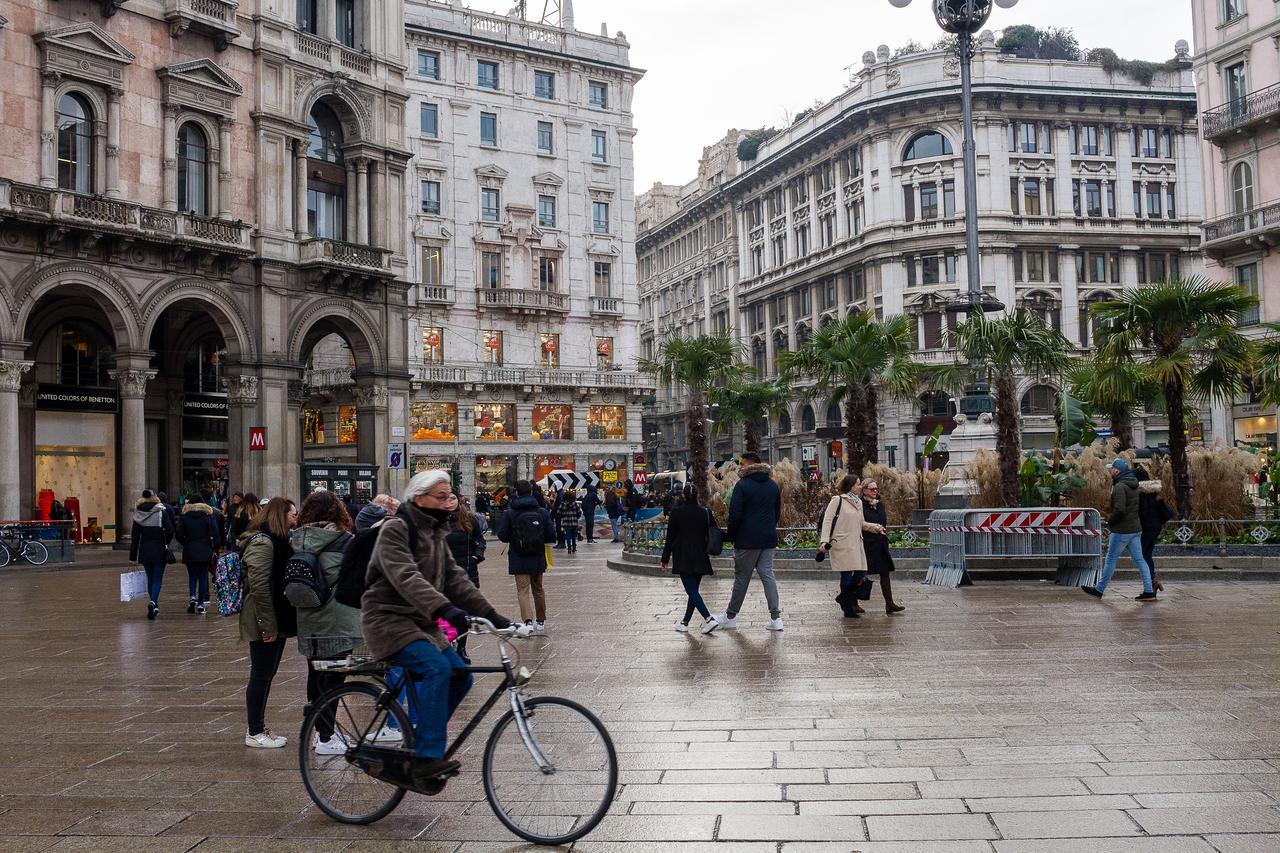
355, 503, 388, 531
1110, 458, 1130, 473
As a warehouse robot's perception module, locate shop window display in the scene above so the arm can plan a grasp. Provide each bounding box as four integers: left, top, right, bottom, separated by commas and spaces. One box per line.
410, 401, 458, 440
475, 402, 516, 440
540, 333, 559, 368
483, 330, 503, 365
531, 404, 573, 441
338, 404, 358, 444
535, 455, 575, 480
303, 408, 325, 444
587, 405, 626, 440
595, 336, 614, 370
475, 455, 516, 496
35, 411, 117, 543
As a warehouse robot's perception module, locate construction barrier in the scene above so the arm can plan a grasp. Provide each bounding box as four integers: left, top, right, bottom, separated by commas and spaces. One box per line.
926, 508, 1102, 588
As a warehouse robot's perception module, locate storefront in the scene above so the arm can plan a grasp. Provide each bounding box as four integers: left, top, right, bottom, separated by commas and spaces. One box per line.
475, 403, 517, 441
1234, 404, 1277, 451
410, 453, 459, 488
337, 404, 358, 444
534, 454, 575, 480
302, 463, 378, 502
181, 393, 229, 497
531, 405, 573, 441
475, 454, 516, 496
587, 405, 626, 440
34, 384, 118, 542
410, 402, 458, 441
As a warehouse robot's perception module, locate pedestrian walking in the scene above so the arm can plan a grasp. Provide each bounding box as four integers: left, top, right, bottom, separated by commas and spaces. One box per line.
605, 490, 624, 542
551, 487, 566, 550
176, 498, 224, 615
1135, 466, 1174, 593
1083, 458, 1156, 601
859, 480, 905, 615
226, 491, 260, 549
238, 497, 299, 748
495, 479, 553, 633
703, 452, 784, 633
818, 476, 885, 618
581, 485, 600, 543
130, 489, 176, 621
660, 483, 716, 632
445, 498, 487, 588
291, 490, 360, 756
623, 480, 641, 524
559, 491, 582, 553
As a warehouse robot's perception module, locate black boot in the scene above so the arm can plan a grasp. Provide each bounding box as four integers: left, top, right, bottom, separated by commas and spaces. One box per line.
835, 588, 859, 618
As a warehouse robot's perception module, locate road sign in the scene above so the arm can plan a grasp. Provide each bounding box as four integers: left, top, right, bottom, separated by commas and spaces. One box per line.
633, 454, 646, 466
633, 471, 648, 485
547, 471, 601, 491
387, 443, 406, 470
602, 470, 618, 484
249, 427, 266, 451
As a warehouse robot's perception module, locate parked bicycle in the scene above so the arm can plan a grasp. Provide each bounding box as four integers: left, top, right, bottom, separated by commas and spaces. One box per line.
298, 616, 617, 846
0, 525, 50, 567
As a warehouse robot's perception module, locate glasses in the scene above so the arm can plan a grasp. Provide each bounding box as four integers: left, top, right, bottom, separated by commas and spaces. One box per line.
424, 491, 456, 502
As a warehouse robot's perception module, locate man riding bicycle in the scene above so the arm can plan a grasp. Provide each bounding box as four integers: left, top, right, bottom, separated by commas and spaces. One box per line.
362, 470, 513, 785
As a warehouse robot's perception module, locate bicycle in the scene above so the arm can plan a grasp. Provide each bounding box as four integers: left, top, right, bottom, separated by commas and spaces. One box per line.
0, 525, 50, 567
298, 616, 618, 846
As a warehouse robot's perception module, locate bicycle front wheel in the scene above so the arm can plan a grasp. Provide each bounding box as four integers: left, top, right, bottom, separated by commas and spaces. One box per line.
482, 695, 618, 845
0, 543, 11, 568
21, 540, 49, 565
299, 681, 413, 824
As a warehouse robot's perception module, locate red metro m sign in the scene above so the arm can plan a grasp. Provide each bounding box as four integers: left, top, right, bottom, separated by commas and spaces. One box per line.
249, 427, 267, 451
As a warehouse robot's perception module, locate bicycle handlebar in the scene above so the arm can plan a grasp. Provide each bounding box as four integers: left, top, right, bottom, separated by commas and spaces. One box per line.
467, 615, 533, 639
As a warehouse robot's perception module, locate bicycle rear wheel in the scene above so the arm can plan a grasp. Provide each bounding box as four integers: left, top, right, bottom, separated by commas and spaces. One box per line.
0, 543, 10, 568
482, 695, 618, 845
21, 540, 49, 565
299, 681, 413, 824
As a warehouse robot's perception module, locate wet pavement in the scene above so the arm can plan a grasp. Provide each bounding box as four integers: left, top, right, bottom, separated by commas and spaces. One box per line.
1, 542, 1279, 851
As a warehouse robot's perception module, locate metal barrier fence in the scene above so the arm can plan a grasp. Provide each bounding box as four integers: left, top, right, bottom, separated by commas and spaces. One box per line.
927, 508, 1102, 589
621, 520, 932, 556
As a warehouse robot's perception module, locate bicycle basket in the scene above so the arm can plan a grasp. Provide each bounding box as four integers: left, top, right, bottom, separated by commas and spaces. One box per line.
303, 637, 374, 667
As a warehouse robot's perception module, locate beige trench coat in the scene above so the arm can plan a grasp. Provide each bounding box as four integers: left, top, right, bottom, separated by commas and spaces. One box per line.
818, 494, 882, 573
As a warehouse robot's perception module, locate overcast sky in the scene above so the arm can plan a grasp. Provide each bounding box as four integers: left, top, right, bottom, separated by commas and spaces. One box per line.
474, 0, 1195, 190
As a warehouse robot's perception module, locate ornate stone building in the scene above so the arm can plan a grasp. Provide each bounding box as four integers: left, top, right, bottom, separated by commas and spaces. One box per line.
1, 0, 410, 541
639, 40, 1208, 477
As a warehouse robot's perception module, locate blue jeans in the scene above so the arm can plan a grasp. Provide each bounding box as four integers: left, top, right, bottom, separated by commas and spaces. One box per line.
839, 570, 867, 590
609, 518, 622, 541
1097, 532, 1153, 594
143, 561, 166, 604
680, 574, 710, 624
186, 562, 210, 603
564, 527, 578, 548
389, 640, 472, 759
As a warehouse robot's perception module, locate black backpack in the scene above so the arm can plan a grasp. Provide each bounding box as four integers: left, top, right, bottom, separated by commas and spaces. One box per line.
512, 508, 546, 557
282, 538, 342, 609
333, 508, 422, 608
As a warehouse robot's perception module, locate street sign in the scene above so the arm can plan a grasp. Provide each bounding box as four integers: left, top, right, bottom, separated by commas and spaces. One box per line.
633, 454, 646, 466
249, 427, 266, 451
602, 470, 618, 484
1095, 428, 1113, 439
387, 443, 406, 470
633, 471, 648, 485
547, 471, 601, 491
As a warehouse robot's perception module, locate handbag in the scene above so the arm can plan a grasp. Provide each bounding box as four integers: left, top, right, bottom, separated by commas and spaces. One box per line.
164, 546, 176, 565
705, 508, 724, 556
855, 576, 874, 601
815, 497, 844, 562
120, 570, 148, 602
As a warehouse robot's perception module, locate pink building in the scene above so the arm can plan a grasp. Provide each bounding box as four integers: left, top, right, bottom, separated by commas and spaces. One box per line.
1193, 0, 1278, 449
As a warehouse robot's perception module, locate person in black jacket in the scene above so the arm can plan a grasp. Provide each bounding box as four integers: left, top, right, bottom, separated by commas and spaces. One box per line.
660, 483, 715, 633
129, 490, 175, 620
177, 500, 224, 615
705, 452, 784, 634
445, 503, 487, 588
580, 486, 600, 543
1134, 467, 1174, 593
605, 489, 624, 542
495, 480, 554, 633
859, 480, 905, 615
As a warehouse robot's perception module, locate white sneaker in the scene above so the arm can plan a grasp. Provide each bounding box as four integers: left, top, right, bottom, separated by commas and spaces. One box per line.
313, 732, 353, 755
702, 614, 735, 635
371, 725, 403, 744
245, 729, 287, 749
765, 618, 785, 632
534, 621, 546, 635
674, 622, 689, 633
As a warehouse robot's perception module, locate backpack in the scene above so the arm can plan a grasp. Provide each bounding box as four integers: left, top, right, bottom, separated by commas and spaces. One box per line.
512, 508, 546, 557
333, 524, 395, 608
282, 538, 341, 609
213, 550, 245, 616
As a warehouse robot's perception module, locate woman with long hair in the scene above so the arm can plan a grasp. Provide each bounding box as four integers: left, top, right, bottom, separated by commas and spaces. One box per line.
226, 491, 260, 549
859, 479, 904, 615
818, 475, 885, 619
238, 496, 298, 748
660, 483, 716, 632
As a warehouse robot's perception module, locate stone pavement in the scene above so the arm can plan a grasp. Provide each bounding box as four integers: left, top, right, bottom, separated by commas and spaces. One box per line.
1, 543, 1279, 852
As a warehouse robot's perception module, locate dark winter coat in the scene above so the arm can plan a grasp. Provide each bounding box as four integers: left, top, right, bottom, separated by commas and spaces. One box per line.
727, 463, 782, 550
660, 503, 715, 577
494, 495, 553, 574
176, 502, 223, 565
605, 493, 623, 519
237, 529, 297, 643
581, 488, 600, 515
225, 505, 253, 547
559, 498, 582, 530
129, 499, 175, 565
861, 499, 896, 574
445, 512, 487, 586
1108, 473, 1142, 534
1137, 479, 1174, 534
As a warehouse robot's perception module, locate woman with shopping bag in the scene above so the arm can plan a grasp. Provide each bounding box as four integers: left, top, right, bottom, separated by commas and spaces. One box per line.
129, 489, 175, 620
817, 476, 885, 619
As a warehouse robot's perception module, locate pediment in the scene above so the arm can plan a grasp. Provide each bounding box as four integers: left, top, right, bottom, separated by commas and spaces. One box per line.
157, 59, 242, 118
36, 22, 135, 66
475, 164, 509, 179
158, 59, 243, 96
532, 171, 564, 187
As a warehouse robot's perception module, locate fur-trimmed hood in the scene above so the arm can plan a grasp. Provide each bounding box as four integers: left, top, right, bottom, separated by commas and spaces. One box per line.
738, 462, 773, 480
1139, 480, 1163, 495
181, 502, 214, 515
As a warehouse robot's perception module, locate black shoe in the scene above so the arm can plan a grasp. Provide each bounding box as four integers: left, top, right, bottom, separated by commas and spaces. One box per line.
886, 604, 905, 615
1135, 591, 1158, 601
1081, 586, 1103, 598
147, 601, 158, 620
187, 598, 197, 614
412, 757, 460, 786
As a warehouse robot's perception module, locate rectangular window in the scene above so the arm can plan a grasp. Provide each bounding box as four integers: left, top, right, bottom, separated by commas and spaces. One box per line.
1049, 250, 1059, 282
903, 184, 915, 222
1019, 121, 1037, 153
922, 255, 940, 285
1226, 62, 1247, 108
1236, 262, 1260, 324
1072, 179, 1081, 216
906, 256, 917, 288
1023, 179, 1041, 216
335, 0, 355, 46
796, 224, 809, 257
539, 333, 560, 368
588, 80, 608, 107
481, 251, 502, 288
1085, 180, 1103, 218
772, 235, 786, 267
537, 194, 556, 228
820, 212, 835, 248
923, 312, 943, 349
422, 327, 444, 365
338, 405, 357, 445
1133, 181, 1143, 217
1040, 121, 1053, 154
303, 408, 324, 444
1090, 252, 1107, 284
594, 261, 613, 297
297, 0, 318, 34
419, 103, 438, 137
1080, 124, 1099, 156
588, 406, 626, 440
480, 112, 497, 147
475, 403, 516, 440
920, 182, 938, 219
477, 60, 499, 89
421, 246, 442, 285
1046, 178, 1056, 214
1166, 185, 1176, 219
534, 70, 555, 99
410, 402, 458, 441
591, 130, 607, 162
418, 49, 440, 79
1149, 253, 1166, 283
944, 253, 957, 283
1011, 177, 1021, 214
595, 336, 614, 369
481, 188, 500, 222
420, 180, 441, 215
817, 161, 835, 193
1145, 184, 1162, 219
531, 405, 573, 440
1027, 251, 1045, 282
1013, 251, 1023, 282
538, 256, 557, 291
482, 330, 503, 365
943, 180, 956, 218
592, 201, 609, 234
1223, 0, 1243, 22
536, 120, 553, 153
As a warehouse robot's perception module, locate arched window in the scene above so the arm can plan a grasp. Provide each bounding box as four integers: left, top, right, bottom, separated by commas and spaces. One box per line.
177, 122, 209, 215
903, 130, 953, 161
826, 401, 842, 428
183, 333, 226, 393
777, 409, 792, 435
56, 93, 94, 193
1232, 162, 1255, 214
307, 102, 346, 239
58, 321, 114, 387
1020, 385, 1056, 416
801, 405, 816, 432
752, 338, 766, 375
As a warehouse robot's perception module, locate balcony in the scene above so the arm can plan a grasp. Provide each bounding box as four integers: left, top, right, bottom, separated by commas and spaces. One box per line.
415, 365, 467, 384
303, 367, 354, 390
475, 287, 569, 315
293, 31, 374, 77
1203, 83, 1280, 143
418, 284, 454, 306
1202, 199, 1280, 259
413, 365, 653, 397
299, 238, 394, 286
165, 0, 240, 50
590, 295, 623, 317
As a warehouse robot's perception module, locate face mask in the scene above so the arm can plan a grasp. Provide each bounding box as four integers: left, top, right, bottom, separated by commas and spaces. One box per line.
421, 506, 451, 523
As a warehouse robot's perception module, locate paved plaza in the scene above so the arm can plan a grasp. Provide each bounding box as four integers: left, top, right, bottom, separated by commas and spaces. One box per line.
1, 546, 1279, 852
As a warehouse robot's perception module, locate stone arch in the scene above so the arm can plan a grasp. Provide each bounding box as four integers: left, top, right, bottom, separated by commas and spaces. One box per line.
300, 84, 371, 144
901, 128, 955, 162
288, 298, 384, 372
140, 279, 256, 364
13, 261, 141, 350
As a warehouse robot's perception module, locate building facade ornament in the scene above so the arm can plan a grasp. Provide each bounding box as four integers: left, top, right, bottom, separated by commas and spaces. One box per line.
223, 374, 259, 405
0, 360, 33, 393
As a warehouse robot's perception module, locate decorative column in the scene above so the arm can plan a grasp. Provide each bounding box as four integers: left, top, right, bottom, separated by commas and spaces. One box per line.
293, 139, 309, 239
218, 119, 234, 220
356, 159, 370, 244
162, 105, 179, 210
0, 360, 33, 521
345, 159, 359, 239
105, 87, 123, 199
1059, 243, 1082, 347
285, 379, 306, 500
367, 159, 382, 247
39, 71, 59, 188
111, 364, 157, 546
353, 383, 389, 485
224, 374, 259, 499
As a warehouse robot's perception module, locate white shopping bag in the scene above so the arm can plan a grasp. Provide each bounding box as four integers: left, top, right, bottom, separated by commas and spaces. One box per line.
120, 570, 148, 602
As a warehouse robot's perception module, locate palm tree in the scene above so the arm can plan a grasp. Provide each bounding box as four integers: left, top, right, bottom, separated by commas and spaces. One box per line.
709, 376, 791, 454
1065, 351, 1159, 452
638, 333, 742, 499
1093, 277, 1257, 518
1255, 323, 1280, 409
949, 309, 1072, 506
779, 312, 920, 476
